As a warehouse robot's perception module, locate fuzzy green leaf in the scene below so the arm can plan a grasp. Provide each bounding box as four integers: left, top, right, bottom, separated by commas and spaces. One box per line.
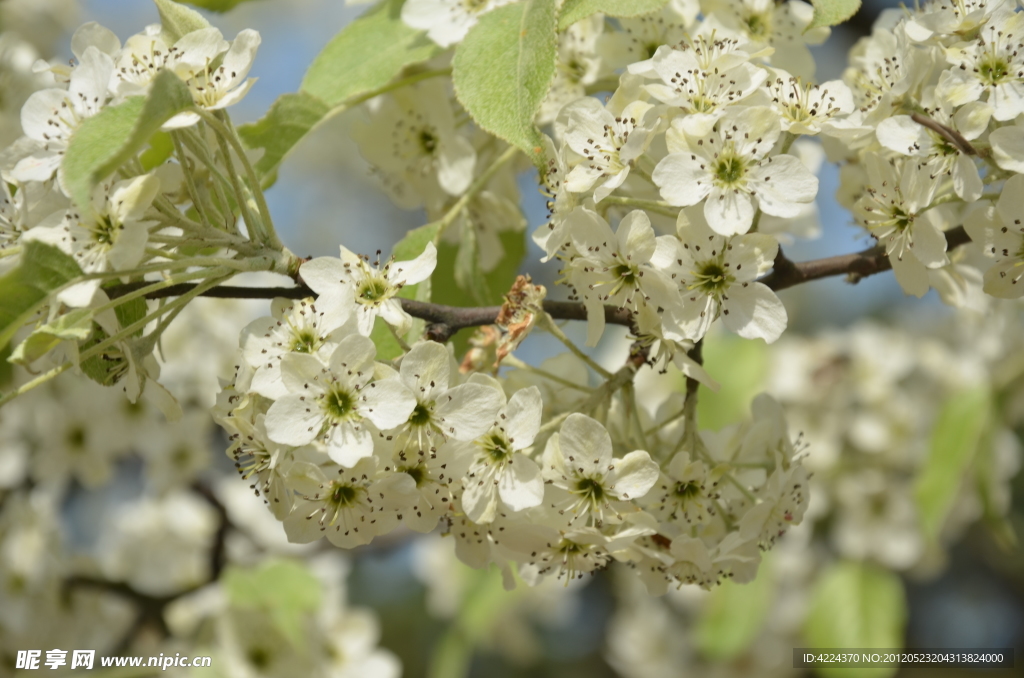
179, 0, 258, 11
804, 561, 906, 678
301, 0, 442, 106
238, 91, 330, 178
558, 0, 669, 30
0, 241, 83, 353
154, 0, 212, 42
223, 560, 322, 650
62, 70, 194, 214
9, 309, 93, 366
915, 386, 993, 541
807, 0, 861, 31
453, 0, 559, 168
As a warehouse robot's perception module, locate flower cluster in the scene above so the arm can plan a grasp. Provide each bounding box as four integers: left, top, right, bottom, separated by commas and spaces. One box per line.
215, 250, 810, 591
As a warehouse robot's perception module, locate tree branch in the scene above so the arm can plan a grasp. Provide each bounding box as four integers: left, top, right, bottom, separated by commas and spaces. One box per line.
106, 226, 972, 336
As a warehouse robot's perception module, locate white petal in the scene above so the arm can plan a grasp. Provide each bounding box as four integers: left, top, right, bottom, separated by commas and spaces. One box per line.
436, 383, 505, 440
391, 241, 436, 285
401, 341, 451, 395
265, 394, 323, 446
653, 153, 712, 207
704, 188, 755, 236
721, 282, 787, 343
300, 256, 349, 295
327, 333, 377, 376
497, 454, 545, 511
558, 413, 612, 469
876, 116, 924, 156
505, 386, 542, 450
990, 126, 1024, 173
616, 210, 656, 263
361, 378, 417, 430
325, 422, 374, 467
607, 450, 659, 500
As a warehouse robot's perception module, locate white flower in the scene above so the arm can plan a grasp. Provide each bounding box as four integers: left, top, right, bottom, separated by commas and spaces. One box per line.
737, 459, 809, 548
461, 386, 546, 524
264, 335, 416, 467
988, 119, 1024, 173
162, 28, 261, 128
561, 89, 656, 203
937, 9, 1024, 121
598, 3, 697, 71
666, 211, 788, 342
765, 69, 854, 135
401, 0, 514, 48
541, 413, 659, 526
853, 154, 949, 297
964, 174, 1024, 298
645, 452, 721, 527
904, 0, 1009, 43
563, 208, 677, 346
225, 414, 296, 520
358, 80, 476, 209
653, 106, 818, 236
282, 459, 417, 548
11, 46, 113, 185
24, 174, 160, 306
389, 341, 505, 456
875, 100, 988, 202
637, 36, 767, 136
240, 297, 352, 400
703, 0, 830, 79
300, 242, 437, 336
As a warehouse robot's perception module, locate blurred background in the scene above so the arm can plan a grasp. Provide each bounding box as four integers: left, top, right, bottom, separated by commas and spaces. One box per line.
0, 1, 1022, 677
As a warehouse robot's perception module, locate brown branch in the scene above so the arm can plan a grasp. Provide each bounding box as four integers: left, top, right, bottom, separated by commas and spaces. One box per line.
910, 113, 982, 157
105, 226, 972, 337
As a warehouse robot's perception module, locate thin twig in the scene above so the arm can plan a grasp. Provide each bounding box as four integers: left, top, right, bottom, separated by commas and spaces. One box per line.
910, 113, 982, 157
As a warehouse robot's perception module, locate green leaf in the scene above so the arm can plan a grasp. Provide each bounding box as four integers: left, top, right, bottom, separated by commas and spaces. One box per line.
154, 0, 212, 42
301, 0, 443, 106
223, 559, 322, 650
238, 92, 330, 178
370, 316, 404, 361
804, 561, 906, 678
179, 0, 258, 11
695, 554, 775, 660
139, 131, 175, 172
240, 0, 442, 181
453, 0, 559, 168
9, 309, 92, 366
698, 336, 769, 431
62, 70, 194, 214
114, 295, 149, 339
807, 0, 861, 31
558, 0, 669, 30
0, 241, 83, 353
915, 386, 992, 541
433, 228, 526, 355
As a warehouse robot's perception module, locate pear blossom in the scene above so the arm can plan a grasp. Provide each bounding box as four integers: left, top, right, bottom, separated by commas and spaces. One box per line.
240, 298, 352, 400
162, 28, 262, 129
401, 0, 514, 48
225, 414, 296, 520
636, 36, 767, 136
461, 386, 546, 524
264, 335, 417, 467
737, 459, 809, 548
904, 0, 1009, 43
563, 208, 678, 346
24, 174, 160, 307
282, 459, 417, 548
357, 80, 476, 209
300, 243, 437, 337
702, 0, 830, 79
854, 154, 950, 297
561, 88, 657, 203
765, 69, 855, 135
665, 213, 788, 342
11, 46, 113, 185
541, 413, 660, 526
653, 106, 819, 236
876, 100, 989, 202
645, 452, 722, 527
964, 174, 1024, 297
937, 8, 1024, 120
388, 341, 505, 457
598, 2, 698, 71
